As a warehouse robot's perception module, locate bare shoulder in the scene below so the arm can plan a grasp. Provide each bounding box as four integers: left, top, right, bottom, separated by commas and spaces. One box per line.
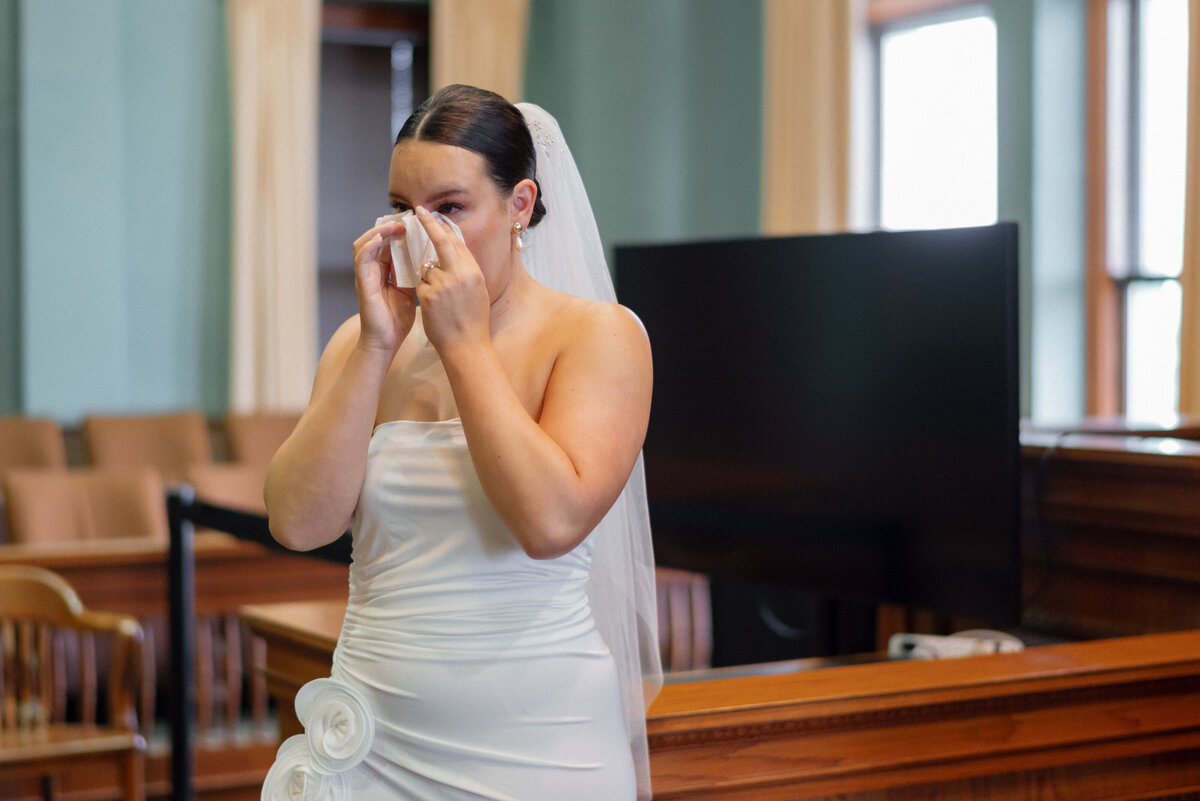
538, 294, 652, 409
307, 315, 363, 398
320, 315, 362, 369
551, 294, 651, 360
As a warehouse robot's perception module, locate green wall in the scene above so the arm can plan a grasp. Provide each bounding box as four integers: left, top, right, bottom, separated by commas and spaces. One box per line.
1030, 0, 1087, 422
1, 0, 1086, 424
0, 1, 20, 414
9, 0, 229, 422
994, 0, 1087, 421
5, 0, 760, 422
524, 0, 763, 263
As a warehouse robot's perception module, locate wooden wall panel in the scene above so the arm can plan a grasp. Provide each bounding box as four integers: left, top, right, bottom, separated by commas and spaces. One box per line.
1021, 431, 1200, 640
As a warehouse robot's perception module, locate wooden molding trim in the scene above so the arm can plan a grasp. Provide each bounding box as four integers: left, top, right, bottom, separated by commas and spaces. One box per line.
645, 631, 1200, 799
649, 673, 1200, 750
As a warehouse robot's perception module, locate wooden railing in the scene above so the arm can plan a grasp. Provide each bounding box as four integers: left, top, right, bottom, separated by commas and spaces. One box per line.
0, 532, 349, 801
243, 600, 1200, 800
647, 630, 1200, 799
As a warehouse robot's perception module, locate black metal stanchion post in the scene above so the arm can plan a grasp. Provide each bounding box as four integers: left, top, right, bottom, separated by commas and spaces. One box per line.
167, 486, 196, 801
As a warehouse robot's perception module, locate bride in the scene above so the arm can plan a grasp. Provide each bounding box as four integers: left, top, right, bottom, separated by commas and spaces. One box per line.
263, 85, 662, 800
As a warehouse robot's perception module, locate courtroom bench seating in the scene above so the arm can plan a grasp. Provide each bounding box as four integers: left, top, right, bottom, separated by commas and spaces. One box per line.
0, 417, 69, 547
0, 411, 305, 799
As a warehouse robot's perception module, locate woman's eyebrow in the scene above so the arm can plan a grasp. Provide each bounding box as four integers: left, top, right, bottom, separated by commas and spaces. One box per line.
388, 185, 469, 205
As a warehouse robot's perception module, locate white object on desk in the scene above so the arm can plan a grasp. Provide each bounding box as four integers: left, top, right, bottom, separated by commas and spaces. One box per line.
888, 629, 1025, 660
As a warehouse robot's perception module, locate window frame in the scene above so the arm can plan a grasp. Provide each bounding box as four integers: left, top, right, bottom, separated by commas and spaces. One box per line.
1086, 0, 1187, 418
868, 0, 1185, 419
1087, 0, 1123, 416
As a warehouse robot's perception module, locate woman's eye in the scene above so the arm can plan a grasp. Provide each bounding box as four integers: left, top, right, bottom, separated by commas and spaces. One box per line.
437, 203, 463, 216
390, 202, 410, 213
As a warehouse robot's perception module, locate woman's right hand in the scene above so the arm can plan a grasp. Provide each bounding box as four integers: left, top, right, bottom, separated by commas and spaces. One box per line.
352, 220, 417, 355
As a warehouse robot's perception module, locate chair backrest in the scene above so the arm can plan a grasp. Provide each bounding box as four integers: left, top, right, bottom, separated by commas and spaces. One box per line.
184, 462, 269, 515
82, 411, 212, 484
223, 412, 300, 465
0, 417, 68, 471
0, 564, 143, 733
656, 567, 713, 673
2, 467, 169, 544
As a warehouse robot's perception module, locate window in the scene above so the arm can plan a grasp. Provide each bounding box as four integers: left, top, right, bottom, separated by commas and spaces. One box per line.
1105, 0, 1188, 421
874, 6, 998, 231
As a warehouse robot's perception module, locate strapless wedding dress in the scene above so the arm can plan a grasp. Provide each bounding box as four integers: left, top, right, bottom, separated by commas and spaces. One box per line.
263, 418, 635, 801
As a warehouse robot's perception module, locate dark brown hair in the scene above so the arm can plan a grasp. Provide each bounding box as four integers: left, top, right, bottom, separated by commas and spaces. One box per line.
396, 84, 546, 226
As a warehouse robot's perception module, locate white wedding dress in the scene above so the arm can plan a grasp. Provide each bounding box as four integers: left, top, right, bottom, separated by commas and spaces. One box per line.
262, 101, 660, 801
326, 417, 636, 800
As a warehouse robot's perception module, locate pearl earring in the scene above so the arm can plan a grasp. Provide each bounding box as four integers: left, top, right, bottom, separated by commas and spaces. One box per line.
513, 221, 525, 251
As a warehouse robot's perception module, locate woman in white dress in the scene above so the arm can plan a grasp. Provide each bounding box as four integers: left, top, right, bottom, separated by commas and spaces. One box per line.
262, 85, 661, 801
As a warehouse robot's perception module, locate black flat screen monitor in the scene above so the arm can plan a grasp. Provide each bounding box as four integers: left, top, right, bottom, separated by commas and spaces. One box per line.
614, 223, 1021, 625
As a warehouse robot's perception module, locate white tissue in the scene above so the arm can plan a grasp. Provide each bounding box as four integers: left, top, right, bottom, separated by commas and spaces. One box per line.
294, 677, 376, 775
374, 210, 465, 287
260, 734, 349, 801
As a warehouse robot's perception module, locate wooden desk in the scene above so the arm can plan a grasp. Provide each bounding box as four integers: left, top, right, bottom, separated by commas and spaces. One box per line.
241, 598, 1200, 800
239, 600, 349, 738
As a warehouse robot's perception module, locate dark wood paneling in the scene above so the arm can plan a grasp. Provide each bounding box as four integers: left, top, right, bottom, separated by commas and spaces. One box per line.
1021, 430, 1200, 640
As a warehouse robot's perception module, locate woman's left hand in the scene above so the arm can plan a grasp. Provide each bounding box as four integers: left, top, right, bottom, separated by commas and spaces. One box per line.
413, 206, 492, 352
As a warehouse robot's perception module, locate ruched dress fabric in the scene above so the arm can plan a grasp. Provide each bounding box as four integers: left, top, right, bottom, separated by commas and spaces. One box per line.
328, 418, 636, 800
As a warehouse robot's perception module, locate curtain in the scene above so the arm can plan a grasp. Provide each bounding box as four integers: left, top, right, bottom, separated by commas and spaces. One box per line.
761, 0, 862, 235
1180, 0, 1200, 414
226, 0, 321, 413
430, 0, 530, 101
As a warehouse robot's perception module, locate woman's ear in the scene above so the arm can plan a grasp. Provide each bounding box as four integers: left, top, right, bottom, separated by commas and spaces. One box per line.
509, 178, 538, 226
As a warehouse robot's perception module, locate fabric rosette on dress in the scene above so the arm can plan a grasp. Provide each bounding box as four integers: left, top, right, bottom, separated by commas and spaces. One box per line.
261, 677, 376, 801
261, 735, 349, 801
296, 677, 376, 772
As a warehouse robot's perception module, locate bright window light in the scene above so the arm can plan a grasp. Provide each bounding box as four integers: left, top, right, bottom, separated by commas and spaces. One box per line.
1126, 279, 1181, 422
879, 14, 998, 231
1123, 0, 1188, 421
1138, 0, 1188, 279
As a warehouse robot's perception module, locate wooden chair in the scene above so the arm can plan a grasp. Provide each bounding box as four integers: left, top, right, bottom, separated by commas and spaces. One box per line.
222, 411, 300, 465
656, 567, 713, 672
82, 411, 212, 484
181, 461, 272, 734
0, 418, 69, 546
0, 564, 145, 801
2, 468, 169, 545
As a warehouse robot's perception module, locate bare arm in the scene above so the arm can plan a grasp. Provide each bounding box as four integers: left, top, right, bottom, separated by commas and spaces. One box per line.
264, 221, 415, 550
440, 304, 652, 559
263, 320, 391, 550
